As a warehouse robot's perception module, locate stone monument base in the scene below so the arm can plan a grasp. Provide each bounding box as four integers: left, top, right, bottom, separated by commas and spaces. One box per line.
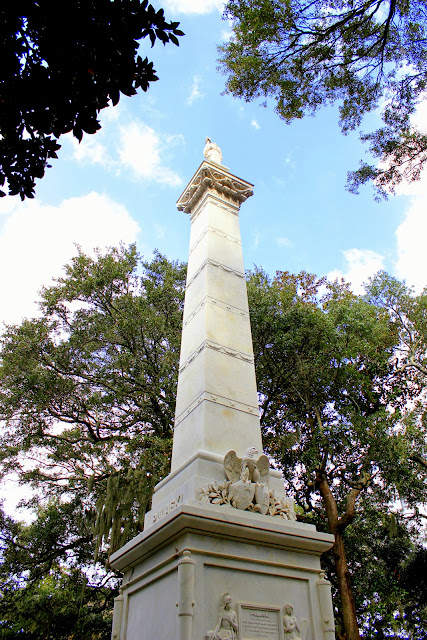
110, 503, 335, 640
143, 451, 293, 530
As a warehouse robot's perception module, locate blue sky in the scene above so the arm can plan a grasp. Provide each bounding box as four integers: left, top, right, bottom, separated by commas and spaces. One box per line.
1, 0, 427, 329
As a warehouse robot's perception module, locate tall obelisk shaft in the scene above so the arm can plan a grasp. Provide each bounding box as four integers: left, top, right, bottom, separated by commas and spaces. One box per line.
110, 148, 335, 640
172, 155, 262, 472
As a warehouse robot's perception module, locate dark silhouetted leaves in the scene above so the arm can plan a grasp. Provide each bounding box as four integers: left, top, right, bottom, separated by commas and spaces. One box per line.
0, 2, 184, 199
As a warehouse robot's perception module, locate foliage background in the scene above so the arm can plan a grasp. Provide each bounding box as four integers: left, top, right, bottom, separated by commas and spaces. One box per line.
1, 0, 427, 637
1, 247, 426, 638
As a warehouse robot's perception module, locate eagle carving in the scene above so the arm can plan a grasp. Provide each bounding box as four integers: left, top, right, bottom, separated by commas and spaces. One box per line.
224, 447, 271, 513
224, 447, 270, 484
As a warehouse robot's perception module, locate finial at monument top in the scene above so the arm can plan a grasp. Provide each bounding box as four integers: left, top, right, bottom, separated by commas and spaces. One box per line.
204, 137, 222, 165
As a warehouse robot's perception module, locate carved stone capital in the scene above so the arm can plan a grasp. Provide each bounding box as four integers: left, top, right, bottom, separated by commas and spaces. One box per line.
177, 161, 254, 215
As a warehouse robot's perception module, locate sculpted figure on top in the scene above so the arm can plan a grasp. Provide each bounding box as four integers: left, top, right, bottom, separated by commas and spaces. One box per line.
204, 137, 223, 164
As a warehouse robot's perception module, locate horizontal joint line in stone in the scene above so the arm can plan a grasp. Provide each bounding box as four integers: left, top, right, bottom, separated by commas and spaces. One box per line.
178, 339, 254, 374
183, 295, 249, 327
186, 258, 245, 290
189, 226, 241, 256
122, 555, 178, 591
200, 553, 322, 574
190, 194, 240, 223
174, 390, 259, 427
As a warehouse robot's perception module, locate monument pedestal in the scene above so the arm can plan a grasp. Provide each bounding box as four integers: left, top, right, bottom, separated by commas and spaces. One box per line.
110, 503, 335, 640
143, 451, 294, 530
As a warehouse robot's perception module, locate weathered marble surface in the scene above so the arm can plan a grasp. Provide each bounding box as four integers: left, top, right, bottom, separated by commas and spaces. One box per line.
110, 144, 335, 640
110, 504, 335, 640
172, 158, 260, 473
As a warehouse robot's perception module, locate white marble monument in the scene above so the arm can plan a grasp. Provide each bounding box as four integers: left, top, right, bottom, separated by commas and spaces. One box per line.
110, 143, 335, 640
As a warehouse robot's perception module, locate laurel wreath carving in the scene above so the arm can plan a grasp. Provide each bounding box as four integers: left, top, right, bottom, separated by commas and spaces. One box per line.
199, 481, 297, 520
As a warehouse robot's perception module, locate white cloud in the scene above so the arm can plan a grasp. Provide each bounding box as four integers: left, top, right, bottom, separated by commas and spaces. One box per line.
0, 196, 19, 217
164, 0, 224, 14
357, 98, 427, 291
154, 223, 166, 239
64, 115, 183, 188
187, 75, 204, 105
69, 134, 113, 169
220, 29, 233, 41
118, 122, 183, 186
392, 101, 427, 291
411, 100, 427, 132
101, 102, 123, 123
251, 119, 260, 130
276, 236, 291, 247
284, 153, 296, 168
252, 231, 260, 250
2, 475, 34, 522
394, 175, 427, 292
0, 193, 139, 327
328, 248, 385, 294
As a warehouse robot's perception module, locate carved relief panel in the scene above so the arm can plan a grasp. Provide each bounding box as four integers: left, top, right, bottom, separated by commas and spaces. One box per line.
205, 593, 309, 640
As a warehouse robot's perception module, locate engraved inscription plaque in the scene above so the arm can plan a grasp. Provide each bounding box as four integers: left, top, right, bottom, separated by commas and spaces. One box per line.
239, 605, 282, 640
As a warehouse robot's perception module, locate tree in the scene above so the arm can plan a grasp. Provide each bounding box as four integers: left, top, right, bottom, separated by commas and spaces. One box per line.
219, 0, 427, 198
1, 248, 426, 638
0, 245, 186, 636
0, 2, 184, 200
398, 545, 427, 637
0, 245, 186, 560
326, 498, 427, 638
366, 271, 427, 475
246, 268, 427, 639
0, 504, 116, 639
366, 271, 427, 383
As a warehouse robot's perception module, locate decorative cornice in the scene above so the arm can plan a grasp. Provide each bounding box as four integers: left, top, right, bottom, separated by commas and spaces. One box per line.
186, 258, 245, 290
179, 339, 254, 374
177, 161, 254, 215
175, 390, 259, 427
189, 225, 241, 256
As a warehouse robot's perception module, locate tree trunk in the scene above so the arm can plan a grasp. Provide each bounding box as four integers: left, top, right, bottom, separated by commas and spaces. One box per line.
332, 530, 361, 640
317, 474, 361, 640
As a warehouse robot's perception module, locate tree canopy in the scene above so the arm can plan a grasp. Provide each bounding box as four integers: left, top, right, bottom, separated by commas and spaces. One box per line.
0, 503, 115, 639
247, 268, 427, 639
0, 2, 184, 200
1, 248, 426, 638
0, 245, 186, 638
0, 245, 186, 559
219, 0, 427, 198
